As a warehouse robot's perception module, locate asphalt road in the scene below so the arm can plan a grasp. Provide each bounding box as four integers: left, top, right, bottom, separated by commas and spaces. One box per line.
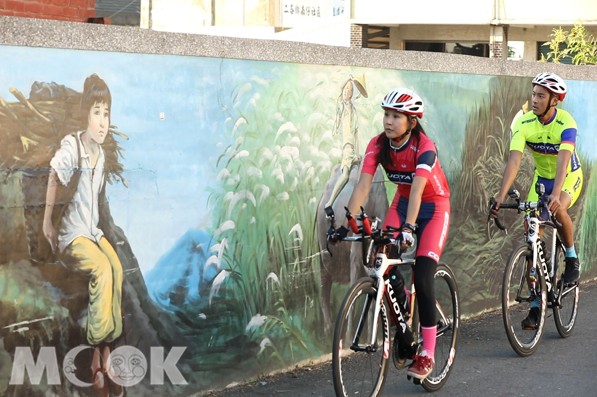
206, 280, 597, 396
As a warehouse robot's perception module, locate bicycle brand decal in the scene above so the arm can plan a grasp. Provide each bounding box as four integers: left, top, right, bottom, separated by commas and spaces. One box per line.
384, 279, 407, 333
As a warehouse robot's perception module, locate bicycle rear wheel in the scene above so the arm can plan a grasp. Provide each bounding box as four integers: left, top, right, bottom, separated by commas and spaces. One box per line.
552, 243, 580, 337
332, 277, 390, 397
501, 245, 547, 356
416, 263, 459, 392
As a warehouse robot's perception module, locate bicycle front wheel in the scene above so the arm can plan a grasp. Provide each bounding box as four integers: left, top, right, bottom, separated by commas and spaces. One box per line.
332, 277, 390, 397
552, 243, 580, 337
501, 245, 547, 356
419, 263, 460, 392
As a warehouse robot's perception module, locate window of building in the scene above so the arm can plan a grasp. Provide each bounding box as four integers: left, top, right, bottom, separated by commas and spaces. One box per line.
405, 41, 489, 57
507, 41, 524, 60
405, 42, 445, 52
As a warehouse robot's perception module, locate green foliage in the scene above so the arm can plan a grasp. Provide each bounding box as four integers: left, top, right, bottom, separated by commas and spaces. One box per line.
183, 64, 347, 384
444, 74, 595, 315
443, 76, 532, 314
541, 24, 597, 65
579, 161, 597, 267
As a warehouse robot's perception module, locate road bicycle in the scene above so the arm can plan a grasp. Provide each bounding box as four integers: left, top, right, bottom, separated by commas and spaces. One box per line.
326, 207, 459, 396
489, 187, 580, 357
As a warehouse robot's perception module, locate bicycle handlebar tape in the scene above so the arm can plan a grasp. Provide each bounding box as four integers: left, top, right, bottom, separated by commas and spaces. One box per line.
345, 207, 359, 233
488, 197, 506, 231
361, 214, 372, 236
347, 217, 359, 234
358, 207, 373, 236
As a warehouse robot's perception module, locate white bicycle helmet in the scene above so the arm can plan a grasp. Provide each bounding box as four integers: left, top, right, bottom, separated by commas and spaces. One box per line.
381, 88, 424, 118
532, 72, 567, 101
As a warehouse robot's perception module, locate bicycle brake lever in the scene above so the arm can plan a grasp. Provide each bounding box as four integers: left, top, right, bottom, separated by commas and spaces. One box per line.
488, 197, 508, 235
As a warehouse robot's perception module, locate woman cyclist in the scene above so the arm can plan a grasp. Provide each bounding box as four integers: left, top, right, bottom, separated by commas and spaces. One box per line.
339, 87, 451, 380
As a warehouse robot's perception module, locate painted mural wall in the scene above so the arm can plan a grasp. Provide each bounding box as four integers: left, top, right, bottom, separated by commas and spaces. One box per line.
1, 42, 597, 397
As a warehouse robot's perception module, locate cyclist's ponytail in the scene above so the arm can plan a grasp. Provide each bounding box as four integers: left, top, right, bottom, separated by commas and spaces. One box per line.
412, 120, 427, 144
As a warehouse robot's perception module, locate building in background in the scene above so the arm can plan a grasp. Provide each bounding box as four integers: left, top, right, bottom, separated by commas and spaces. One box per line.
0, 0, 139, 24
352, 0, 597, 62
0, 0, 97, 23
140, 0, 597, 61
1, 0, 596, 61
96, 0, 140, 25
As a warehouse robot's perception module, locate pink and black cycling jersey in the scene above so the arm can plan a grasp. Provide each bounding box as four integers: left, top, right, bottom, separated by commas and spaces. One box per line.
362, 132, 450, 201
361, 132, 451, 262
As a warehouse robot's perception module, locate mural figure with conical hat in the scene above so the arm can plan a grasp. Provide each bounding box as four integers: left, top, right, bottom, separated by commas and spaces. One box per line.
324, 74, 368, 210
317, 74, 388, 333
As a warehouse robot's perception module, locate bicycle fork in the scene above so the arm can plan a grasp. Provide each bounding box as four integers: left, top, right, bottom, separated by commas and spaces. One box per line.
355, 275, 405, 352
348, 276, 389, 353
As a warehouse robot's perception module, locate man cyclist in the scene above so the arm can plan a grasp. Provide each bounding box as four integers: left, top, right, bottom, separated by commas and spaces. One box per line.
491, 72, 583, 329
337, 87, 451, 380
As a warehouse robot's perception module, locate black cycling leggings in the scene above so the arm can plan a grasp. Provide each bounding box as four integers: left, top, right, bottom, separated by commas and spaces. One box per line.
414, 256, 437, 327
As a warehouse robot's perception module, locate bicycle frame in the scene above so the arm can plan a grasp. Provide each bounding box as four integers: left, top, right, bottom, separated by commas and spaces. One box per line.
343, 235, 414, 351
522, 207, 574, 308
334, 207, 457, 355
330, 206, 460, 394
350, 239, 457, 353
494, 192, 571, 310
495, 189, 580, 357
525, 213, 555, 297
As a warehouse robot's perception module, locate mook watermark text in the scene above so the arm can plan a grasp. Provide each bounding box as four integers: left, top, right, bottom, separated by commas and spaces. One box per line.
9, 345, 187, 387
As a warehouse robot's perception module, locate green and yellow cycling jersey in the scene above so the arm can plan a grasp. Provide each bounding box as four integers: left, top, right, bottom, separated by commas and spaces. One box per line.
510, 108, 581, 179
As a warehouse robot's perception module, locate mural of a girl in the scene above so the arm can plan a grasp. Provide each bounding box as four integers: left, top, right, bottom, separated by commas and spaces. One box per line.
42, 73, 124, 397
